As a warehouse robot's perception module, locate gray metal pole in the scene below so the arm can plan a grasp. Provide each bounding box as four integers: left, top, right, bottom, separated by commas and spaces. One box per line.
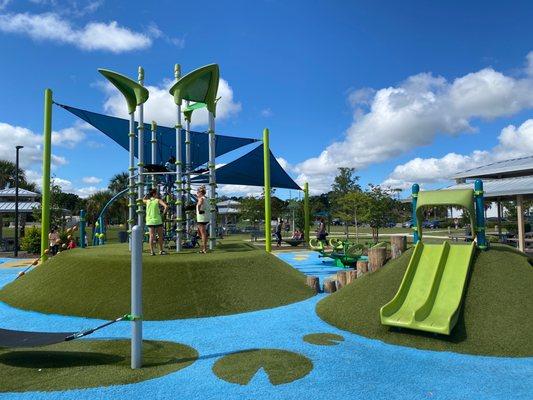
131, 224, 142, 369
128, 112, 135, 250
137, 67, 145, 228
151, 121, 157, 188
208, 111, 216, 250
174, 64, 183, 252
14, 146, 23, 257
185, 100, 192, 238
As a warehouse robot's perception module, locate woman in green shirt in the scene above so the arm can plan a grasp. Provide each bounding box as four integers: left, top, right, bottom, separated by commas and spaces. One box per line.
143, 188, 168, 255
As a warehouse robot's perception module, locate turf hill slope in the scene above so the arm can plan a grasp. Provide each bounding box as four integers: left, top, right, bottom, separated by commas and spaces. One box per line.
316, 246, 533, 357
0, 242, 314, 320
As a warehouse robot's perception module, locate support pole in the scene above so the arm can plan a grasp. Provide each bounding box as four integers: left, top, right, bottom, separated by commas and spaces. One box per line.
474, 179, 487, 249
263, 128, 271, 252
14, 146, 23, 257
516, 194, 525, 253
208, 111, 217, 250
304, 182, 310, 245
40, 89, 53, 261
131, 224, 143, 369
79, 210, 86, 248
128, 111, 136, 249
497, 199, 502, 240
174, 64, 183, 252
411, 184, 420, 244
137, 67, 145, 229
185, 100, 192, 239
150, 121, 157, 189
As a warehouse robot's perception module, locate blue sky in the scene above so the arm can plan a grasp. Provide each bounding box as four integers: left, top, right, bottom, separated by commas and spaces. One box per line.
0, 0, 532, 198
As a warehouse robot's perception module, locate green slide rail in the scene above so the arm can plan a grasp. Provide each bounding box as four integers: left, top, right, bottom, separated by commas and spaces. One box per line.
380, 181, 486, 335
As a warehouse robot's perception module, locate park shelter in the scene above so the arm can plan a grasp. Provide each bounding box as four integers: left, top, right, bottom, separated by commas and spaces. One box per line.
0, 188, 39, 249
217, 200, 241, 226
446, 156, 533, 252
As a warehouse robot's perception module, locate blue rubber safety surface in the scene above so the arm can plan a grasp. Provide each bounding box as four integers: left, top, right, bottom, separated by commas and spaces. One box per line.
276, 250, 351, 287
0, 256, 531, 399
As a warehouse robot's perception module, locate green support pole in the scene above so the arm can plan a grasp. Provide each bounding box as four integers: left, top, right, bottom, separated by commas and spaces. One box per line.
304, 182, 310, 246
40, 89, 53, 261
263, 128, 272, 252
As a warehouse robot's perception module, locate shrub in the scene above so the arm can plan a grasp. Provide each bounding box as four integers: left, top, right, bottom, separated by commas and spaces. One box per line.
21, 226, 41, 254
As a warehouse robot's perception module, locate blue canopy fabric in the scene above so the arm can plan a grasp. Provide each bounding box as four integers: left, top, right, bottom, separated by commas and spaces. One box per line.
191, 144, 301, 190
57, 104, 258, 168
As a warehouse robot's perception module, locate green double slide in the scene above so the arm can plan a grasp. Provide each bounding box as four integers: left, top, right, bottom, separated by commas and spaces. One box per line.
380, 241, 475, 335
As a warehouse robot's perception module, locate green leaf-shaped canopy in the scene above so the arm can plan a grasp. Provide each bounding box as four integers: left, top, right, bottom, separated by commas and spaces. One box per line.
98, 69, 149, 114
169, 64, 219, 116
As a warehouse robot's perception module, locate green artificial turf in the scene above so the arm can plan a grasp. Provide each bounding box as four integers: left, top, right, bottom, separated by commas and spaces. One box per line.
0, 339, 197, 392
0, 241, 314, 320
316, 245, 533, 357
212, 349, 313, 385
303, 333, 344, 346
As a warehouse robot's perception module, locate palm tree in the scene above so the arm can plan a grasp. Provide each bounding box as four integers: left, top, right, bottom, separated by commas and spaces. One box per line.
85, 190, 113, 225
0, 160, 38, 192
108, 172, 129, 194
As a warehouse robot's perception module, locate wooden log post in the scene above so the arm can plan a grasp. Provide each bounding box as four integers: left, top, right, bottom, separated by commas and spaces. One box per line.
369, 246, 387, 272
336, 271, 347, 289
390, 236, 407, 259
306, 276, 320, 293
346, 269, 357, 284
323, 279, 337, 293
356, 260, 368, 278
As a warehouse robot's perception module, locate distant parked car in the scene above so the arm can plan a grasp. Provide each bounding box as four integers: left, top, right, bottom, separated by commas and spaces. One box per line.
402, 221, 413, 228
421, 220, 440, 229
384, 221, 396, 228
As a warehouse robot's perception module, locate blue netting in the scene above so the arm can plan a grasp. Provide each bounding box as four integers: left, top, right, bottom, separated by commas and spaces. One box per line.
191, 144, 301, 190
57, 104, 258, 168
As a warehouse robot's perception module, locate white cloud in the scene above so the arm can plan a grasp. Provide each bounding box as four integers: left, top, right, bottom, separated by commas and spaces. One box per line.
52, 125, 86, 148
74, 186, 102, 198
217, 184, 262, 197
382, 119, 533, 189
261, 108, 273, 118
0, 122, 67, 168
0, 0, 11, 11
0, 12, 152, 53
147, 22, 185, 49
102, 77, 242, 128
294, 54, 533, 193
82, 176, 102, 184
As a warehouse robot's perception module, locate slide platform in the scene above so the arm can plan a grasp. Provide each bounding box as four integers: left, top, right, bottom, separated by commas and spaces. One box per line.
380, 241, 475, 335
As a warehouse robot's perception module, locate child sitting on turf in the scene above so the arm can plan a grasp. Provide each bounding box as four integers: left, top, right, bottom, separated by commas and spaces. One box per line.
67, 239, 77, 250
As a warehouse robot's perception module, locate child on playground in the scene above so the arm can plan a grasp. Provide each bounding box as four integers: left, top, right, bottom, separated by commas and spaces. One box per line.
143, 188, 168, 256
196, 185, 209, 254
275, 218, 283, 247
164, 156, 176, 194
316, 217, 328, 243
67, 239, 77, 250
48, 227, 59, 255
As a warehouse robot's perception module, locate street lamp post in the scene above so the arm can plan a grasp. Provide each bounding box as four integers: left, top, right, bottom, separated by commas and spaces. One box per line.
14, 145, 24, 257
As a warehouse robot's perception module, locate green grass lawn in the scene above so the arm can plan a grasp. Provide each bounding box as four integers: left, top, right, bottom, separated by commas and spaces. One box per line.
0, 240, 314, 320
316, 245, 533, 357
0, 339, 197, 392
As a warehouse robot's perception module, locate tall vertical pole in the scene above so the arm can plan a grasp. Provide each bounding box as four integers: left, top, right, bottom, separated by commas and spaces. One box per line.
40, 89, 53, 261
150, 121, 157, 188
263, 129, 272, 252
412, 183, 420, 244
208, 111, 217, 250
131, 224, 142, 369
516, 194, 525, 253
185, 100, 192, 238
128, 112, 136, 249
14, 146, 23, 257
474, 179, 487, 249
304, 182, 310, 245
174, 64, 183, 252
79, 210, 86, 248
137, 67, 145, 228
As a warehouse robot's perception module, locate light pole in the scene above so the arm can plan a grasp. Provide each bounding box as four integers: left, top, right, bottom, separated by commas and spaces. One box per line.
14, 145, 23, 257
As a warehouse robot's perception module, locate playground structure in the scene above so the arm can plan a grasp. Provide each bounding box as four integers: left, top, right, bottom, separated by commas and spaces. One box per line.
36, 63, 311, 369
309, 237, 385, 268
380, 180, 487, 335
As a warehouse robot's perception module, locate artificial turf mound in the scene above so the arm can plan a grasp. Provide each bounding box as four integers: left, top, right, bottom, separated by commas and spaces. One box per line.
0, 241, 313, 320
317, 245, 533, 357
0, 340, 197, 392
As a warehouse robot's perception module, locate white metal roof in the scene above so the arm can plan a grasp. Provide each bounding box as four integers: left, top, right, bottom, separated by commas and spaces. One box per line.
442, 176, 533, 198
0, 188, 39, 197
0, 202, 40, 213
218, 200, 241, 207
453, 156, 533, 179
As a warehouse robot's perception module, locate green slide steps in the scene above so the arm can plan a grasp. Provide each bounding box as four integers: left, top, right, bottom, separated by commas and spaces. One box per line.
380, 241, 475, 335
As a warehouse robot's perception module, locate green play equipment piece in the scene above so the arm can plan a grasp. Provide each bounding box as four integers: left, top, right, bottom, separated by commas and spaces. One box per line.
169, 64, 219, 115
380, 184, 484, 335
98, 69, 149, 113
310, 238, 367, 268
183, 101, 206, 122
